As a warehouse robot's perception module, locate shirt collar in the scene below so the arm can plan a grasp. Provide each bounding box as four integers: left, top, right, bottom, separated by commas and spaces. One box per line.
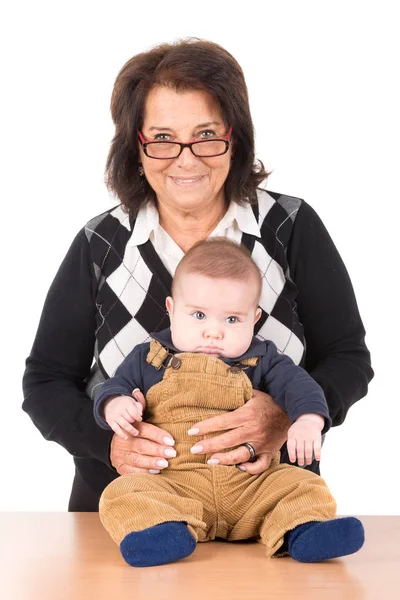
128, 200, 261, 246
128, 202, 160, 246
151, 328, 267, 363
220, 200, 261, 238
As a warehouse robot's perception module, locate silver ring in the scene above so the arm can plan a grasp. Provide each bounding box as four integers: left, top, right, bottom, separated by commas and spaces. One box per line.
242, 443, 257, 463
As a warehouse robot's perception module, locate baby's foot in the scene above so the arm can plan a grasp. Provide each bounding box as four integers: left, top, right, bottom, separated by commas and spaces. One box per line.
120, 521, 196, 567
288, 517, 365, 562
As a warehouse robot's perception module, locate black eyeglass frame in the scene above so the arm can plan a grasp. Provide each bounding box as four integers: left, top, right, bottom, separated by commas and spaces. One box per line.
138, 127, 232, 159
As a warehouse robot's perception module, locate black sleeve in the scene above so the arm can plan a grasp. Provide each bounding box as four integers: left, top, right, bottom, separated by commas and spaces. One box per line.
287, 201, 374, 426
22, 228, 114, 466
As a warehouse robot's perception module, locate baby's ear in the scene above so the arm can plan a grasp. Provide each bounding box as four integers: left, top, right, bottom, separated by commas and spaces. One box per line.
166, 296, 173, 314
254, 307, 262, 324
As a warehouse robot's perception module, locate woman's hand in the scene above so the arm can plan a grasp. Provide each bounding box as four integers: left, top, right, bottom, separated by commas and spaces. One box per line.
110, 389, 176, 475
188, 390, 290, 474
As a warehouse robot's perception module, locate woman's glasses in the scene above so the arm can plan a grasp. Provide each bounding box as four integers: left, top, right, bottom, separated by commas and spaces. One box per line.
138, 128, 232, 160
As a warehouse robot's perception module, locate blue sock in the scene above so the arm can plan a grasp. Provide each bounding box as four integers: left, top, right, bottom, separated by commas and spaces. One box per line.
288, 517, 365, 562
120, 522, 197, 567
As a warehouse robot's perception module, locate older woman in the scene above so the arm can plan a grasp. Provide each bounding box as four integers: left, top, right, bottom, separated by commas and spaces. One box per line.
22, 39, 373, 512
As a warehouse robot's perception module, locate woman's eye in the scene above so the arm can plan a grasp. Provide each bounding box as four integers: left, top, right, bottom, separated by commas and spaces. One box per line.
199, 129, 216, 139
193, 311, 206, 320
226, 316, 238, 324
154, 133, 171, 141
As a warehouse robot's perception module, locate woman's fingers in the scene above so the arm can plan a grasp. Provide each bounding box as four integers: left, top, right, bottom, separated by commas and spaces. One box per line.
122, 432, 174, 459
206, 444, 257, 466
206, 445, 275, 474
189, 391, 289, 464
109, 423, 176, 475
188, 405, 249, 436
117, 464, 162, 476
238, 452, 274, 475
189, 390, 277, 436
136, 421, 175, 447
190, 428, 251, 455
110, 435, 170, 473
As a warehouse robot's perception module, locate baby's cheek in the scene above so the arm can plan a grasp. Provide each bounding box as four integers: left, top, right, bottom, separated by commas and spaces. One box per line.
235, 329, 254, 355
225, 334, 247, 358
172, 328, 197, 353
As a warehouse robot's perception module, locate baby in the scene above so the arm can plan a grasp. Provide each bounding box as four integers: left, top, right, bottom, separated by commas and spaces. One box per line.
94, 238, 364, 567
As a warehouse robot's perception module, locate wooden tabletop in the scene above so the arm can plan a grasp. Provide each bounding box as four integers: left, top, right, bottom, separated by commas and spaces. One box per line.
1, 513, 399, 599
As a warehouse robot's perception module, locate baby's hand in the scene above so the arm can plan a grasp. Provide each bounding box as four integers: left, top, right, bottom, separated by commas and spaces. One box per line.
287, 414, 324, 467
103, 392, 144, 439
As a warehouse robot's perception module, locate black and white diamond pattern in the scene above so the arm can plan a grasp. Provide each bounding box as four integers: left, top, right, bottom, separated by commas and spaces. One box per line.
85, 190, 305, 378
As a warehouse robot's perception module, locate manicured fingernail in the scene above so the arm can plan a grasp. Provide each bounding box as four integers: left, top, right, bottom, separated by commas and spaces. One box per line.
188, 428, 200, 435
163, 437, 175, 446
190, 445, 203, 454
156, 459, 168, 468
207, 459, 219, 465
149, 469, 160, 474
236, 465, 247, 471
164, 448, 177, 458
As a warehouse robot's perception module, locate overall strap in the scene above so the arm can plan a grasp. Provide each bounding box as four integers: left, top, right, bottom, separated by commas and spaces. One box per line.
146, 340, 260, 371
238, 356, 259, 368
146, 339, 171, 370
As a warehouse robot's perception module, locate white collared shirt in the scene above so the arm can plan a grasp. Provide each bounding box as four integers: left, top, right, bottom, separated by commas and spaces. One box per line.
128, 200, 261, 276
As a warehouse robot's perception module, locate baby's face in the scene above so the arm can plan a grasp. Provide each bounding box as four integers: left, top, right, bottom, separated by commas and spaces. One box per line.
166, 273, 261, 359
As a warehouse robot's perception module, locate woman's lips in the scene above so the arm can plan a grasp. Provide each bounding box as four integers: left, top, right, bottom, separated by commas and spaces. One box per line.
169, 175, 206, 187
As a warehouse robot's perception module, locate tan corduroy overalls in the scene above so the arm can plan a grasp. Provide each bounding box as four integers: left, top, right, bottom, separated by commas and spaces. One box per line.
100, 340, 337, 557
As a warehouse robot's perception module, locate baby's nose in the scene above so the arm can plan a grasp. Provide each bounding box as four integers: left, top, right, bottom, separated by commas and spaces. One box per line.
204, 329, 223, 339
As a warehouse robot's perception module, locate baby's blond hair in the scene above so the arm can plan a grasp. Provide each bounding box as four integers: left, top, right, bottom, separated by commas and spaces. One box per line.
172, 238, 262, 303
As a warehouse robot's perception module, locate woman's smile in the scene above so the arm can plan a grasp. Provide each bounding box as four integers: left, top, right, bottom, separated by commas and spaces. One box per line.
169, 175, 207, 187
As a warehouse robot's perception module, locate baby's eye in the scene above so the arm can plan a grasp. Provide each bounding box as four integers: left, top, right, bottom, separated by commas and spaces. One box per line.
193, 311, 206, 320
226, 316, 238, 324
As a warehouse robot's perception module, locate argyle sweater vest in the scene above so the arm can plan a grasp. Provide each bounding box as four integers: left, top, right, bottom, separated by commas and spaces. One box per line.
84, 189, 305, 393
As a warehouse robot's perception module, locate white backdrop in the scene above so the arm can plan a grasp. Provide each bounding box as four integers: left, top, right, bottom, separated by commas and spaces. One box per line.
1, 1, 399, 513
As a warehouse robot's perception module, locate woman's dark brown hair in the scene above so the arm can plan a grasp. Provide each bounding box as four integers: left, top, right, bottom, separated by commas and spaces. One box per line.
105, 38, 269, 215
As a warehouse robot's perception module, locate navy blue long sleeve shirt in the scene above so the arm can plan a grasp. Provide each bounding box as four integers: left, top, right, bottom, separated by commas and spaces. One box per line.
94, 329, 332, 434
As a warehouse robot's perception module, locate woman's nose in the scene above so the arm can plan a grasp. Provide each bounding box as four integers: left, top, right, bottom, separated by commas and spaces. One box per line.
175, 146, 200, 168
